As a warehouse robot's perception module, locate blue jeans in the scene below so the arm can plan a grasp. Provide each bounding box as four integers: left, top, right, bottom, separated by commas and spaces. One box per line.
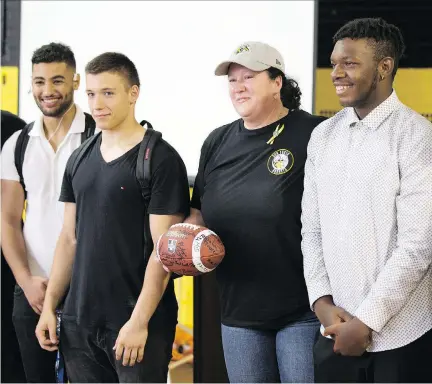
221, 311, 320, 383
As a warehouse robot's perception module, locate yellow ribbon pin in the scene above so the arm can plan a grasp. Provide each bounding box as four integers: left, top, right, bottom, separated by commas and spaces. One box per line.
267, 124, 285, 145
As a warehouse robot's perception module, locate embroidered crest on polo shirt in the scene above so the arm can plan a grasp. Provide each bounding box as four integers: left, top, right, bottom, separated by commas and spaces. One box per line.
267, 149, 294, 175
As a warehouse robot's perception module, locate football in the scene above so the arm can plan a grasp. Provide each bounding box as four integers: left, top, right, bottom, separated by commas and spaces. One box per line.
156, 223, 225, 276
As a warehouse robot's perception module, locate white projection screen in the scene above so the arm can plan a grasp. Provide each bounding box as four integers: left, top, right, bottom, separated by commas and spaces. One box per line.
19, 0, 317, 174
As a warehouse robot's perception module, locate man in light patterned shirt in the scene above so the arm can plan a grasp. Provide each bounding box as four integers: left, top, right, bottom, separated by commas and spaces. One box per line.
301, 18, 432, 383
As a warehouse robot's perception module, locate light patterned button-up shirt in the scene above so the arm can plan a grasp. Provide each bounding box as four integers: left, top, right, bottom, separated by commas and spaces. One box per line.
301, 91, 432, 352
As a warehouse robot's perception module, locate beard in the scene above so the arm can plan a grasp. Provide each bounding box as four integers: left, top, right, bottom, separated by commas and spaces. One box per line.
35, 91, 74, 118
349, 69, 380, 109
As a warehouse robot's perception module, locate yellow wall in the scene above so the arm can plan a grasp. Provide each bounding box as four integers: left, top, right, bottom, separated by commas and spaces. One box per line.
1, 66, 19, 114
174, 276, 193, 329
173, 187, 195, 329
315, 68, 432, 122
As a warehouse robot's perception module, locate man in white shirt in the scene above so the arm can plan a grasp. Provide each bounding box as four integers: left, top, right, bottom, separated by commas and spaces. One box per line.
1, 42, 95, 383
301, 18, 432, 383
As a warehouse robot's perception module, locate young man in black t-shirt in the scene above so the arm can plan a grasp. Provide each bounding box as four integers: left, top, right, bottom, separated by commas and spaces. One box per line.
35, 53, 190, 383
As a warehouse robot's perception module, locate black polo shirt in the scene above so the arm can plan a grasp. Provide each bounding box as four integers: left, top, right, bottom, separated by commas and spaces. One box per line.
191, 109, 326, 330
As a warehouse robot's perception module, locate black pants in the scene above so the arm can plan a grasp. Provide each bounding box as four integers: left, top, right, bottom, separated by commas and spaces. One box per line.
12, 285, 57, 383
314, 328, 432, 383
1, 255, 26, 383
60, 313, 176, 383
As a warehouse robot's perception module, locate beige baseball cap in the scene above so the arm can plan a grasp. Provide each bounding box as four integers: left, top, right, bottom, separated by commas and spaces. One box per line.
215, 41, 285, 76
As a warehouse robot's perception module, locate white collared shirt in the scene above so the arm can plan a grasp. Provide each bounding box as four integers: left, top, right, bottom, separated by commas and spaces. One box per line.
301, 91, 432, 352
1, 105, 93, 278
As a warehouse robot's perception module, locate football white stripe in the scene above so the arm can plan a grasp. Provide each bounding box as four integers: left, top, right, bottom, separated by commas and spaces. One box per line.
192, 229, 215, 273
171, 223, 202, 231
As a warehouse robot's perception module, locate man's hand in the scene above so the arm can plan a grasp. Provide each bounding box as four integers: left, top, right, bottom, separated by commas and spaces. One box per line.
21, 276, 48, 314
114, 318, 148, 367
314, 296, 353, 328
35, 309, 58, 351
324, 317, 372, 356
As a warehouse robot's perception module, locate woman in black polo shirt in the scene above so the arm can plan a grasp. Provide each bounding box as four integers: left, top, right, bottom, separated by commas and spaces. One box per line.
186, 41, 326, 383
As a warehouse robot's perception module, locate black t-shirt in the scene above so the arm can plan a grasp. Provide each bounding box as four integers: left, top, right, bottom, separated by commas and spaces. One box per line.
191, 109, 326, 330
59, 133, 190, 330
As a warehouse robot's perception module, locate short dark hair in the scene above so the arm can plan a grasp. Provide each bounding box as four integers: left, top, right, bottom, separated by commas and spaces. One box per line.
85, 52, 140, 88
31, 42, 76, 69
266, 67, 301, 110
332, 17, 406, 78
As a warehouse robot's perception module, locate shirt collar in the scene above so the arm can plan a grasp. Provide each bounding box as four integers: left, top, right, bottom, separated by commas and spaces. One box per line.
346, 90, 401, 130
29, 104, 86, 137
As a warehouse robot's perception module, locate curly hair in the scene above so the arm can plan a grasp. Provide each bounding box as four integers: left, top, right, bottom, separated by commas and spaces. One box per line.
32, 42, 76, 69
333, 18, 406, 78
266, 67, 301, 110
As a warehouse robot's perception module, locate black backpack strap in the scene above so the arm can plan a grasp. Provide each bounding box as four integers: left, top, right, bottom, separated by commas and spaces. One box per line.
14, 122, 34, 195
136, 127, 162, 205
81, 112, 96, 143
139, 120, 153, 130
136, 125, 162, 266
71, 132, 100, 178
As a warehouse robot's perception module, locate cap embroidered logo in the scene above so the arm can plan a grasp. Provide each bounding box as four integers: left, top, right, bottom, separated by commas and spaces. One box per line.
235, 44, 251, 54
